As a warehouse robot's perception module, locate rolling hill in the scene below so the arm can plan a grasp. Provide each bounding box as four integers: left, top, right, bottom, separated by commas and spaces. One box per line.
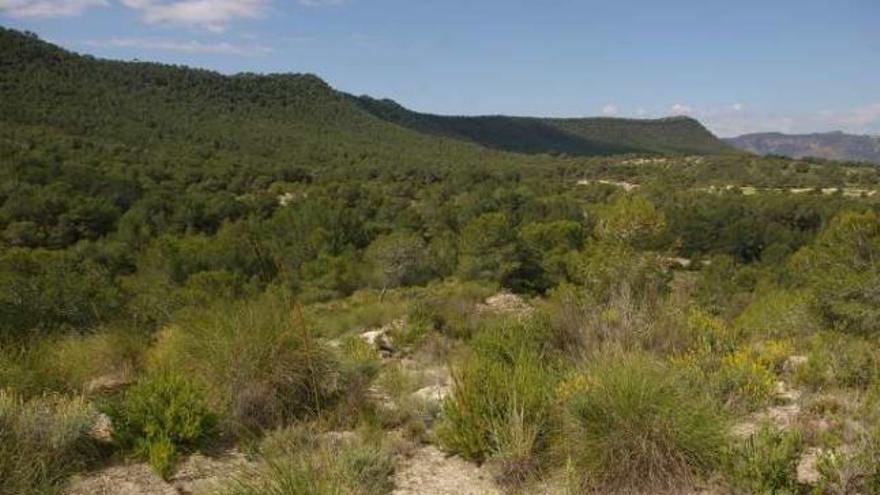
354, 95, 737, 156
0, 27, 734, 165
726, 131, 880, 164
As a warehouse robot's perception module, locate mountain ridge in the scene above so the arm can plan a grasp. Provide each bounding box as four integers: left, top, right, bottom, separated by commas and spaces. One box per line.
352, 94, 737, 157
1, 26, 734, 160
726, 131, 880, 164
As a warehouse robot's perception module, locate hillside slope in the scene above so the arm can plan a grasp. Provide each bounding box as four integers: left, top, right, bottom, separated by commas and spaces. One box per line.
354, 95, 737, 156
0, 27, 521, 180
726, 131, 880, 164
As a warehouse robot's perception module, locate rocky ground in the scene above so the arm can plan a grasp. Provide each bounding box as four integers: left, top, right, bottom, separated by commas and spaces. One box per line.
64, 295, 853, 495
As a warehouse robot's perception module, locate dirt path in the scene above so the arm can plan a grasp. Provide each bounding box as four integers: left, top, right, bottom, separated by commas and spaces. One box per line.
392, 445, 500, 495
64, 450, 250, 495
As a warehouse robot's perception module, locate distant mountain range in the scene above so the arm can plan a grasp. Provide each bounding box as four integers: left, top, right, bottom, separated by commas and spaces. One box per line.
725, 131, 880, 164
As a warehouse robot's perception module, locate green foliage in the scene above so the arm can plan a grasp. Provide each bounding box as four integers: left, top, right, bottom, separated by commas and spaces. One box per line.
561, 352, 725, 492
437, 319, 559, 462
792, 210, 880, 335
364, 231, 428, 289
723, 425, 804, 495
593, 193, 667, 247
0, 390, 99, 495
356, 95, 737, 156
457, 212, 520, 285
0, 248, 123, 336
147, 292, 343, 434
734, 289, 818, 339
518, 219, 584, 290
218, 427, 395, 495
568, 240, 670, 303
694, 254, 757, 317
795, 331, 878, 390
111, 370, 216, 479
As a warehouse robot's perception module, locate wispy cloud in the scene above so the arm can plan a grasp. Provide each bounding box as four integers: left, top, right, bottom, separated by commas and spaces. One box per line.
0, 0, 107, 17
119, 0, 269, 32
662, 101, 880, 137
298, 0, 344, 6
601, 104, 618, 116
86, 36, 273, 56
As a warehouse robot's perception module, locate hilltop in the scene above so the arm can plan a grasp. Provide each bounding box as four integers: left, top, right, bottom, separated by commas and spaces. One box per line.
726, 131, 880, 164
354, 95, 737, 156
1, 27, 733, 164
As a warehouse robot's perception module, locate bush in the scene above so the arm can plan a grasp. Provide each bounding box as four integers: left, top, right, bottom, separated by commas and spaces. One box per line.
147, 292, 341, 435
407, 280, 496, 341
714, 349, 778, 411
791, 210, 880, 335
734, 289, 819, 339
0, 390, 99, 495
562, 352, 725, 493
568, 241, 670, 304
795, 331, 878, 391
111, 370, 216, 479
218, 427, 395, 495
436, 318, 559, 466
723, 424, 803, 495
48, 326, 145, 394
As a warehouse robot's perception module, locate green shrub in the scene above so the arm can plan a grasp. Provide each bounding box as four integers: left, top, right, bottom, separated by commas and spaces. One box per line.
734, 289, 819, 339
112, 370, 216, 479
407, 282, 492, 341
48, 326, 145, 394
791, 210, 880, 335
795, 331, 878, 391
562, 352, 725, 493
0, 327, 144, 398
436, 318, 559, 464
0, 390, 99, 495
146, 435, 180, 481
218, 427, 395, 495
723, 424, 803, 495
568, 241, 670, 304
147, 292, 341, 435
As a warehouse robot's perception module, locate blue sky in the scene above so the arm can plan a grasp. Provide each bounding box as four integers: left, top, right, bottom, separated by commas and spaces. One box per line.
2, 0, 878, 136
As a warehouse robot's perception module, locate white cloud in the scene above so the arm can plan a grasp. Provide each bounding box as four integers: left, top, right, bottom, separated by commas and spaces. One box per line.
298, 0, 344, 5
601, 104, 618, 116
669, 103, 694, 116
0, 0, 106, 17
120, 0, 269, 32
87, 36, 273, 56
661, 101, 880, 137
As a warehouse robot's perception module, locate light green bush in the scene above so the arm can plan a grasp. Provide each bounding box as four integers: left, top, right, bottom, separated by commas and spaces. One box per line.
562, 352, 725, 493
111, 370, 216, 479
436, 318, 559, 465
734, 289, 819, 339
0, 390, 99, 495
723, 424, 803, 495
49, 326, 146, 393
147, 292, 342, 435
217, 427, 395, 495
795, 331, 878, 391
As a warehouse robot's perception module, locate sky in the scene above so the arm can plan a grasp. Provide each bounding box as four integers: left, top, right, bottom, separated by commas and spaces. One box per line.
1, 0, 879, 137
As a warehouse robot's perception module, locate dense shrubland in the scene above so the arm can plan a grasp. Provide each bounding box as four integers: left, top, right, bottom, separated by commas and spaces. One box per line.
2, 27, 880, 495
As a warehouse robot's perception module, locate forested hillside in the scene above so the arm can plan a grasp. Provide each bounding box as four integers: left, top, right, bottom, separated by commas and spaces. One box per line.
2, 26, 880, 495
355, 95, 737, 156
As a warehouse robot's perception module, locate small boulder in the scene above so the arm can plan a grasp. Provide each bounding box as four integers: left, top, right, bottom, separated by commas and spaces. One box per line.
784, 355, 809, 374
412, 385, 450, 406
89, 412, 115, 443
796, 447, 823, 485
